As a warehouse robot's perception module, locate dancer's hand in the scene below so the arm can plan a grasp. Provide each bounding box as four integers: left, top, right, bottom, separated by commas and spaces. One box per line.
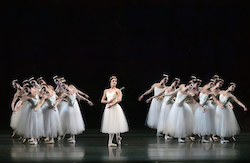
202, 108, 205, 113
87, 101, 94, 106
244, 106, 248, 111
138, 95, 144, 101
146, 98, 152, 103
157, 96, 163, 100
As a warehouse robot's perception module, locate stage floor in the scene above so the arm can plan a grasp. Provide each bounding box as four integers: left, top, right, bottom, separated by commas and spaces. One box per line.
1, 129, 250, 162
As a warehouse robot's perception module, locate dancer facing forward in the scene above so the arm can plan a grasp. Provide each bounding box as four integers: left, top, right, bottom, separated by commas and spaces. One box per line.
101, 76, 129, 147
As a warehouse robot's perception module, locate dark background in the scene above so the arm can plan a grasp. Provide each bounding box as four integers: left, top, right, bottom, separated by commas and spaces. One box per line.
0, 0, 250, 133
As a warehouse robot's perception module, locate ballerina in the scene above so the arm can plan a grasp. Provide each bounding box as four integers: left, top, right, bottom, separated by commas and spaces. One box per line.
166, 81, 205, 143
215, 82, 247, 143
138, 74, 168, 136
34, 85, 62, 144
54, 82, 93, 143
193, 79, 224, 143
146, 78, 180, 139
101, 76, 129, 147
10, 80, 25, 138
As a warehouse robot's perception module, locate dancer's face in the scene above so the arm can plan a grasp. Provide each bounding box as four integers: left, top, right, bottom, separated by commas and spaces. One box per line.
209, 82, 215, 88
110, 79, 117, 88
229, 85, 236, 91
161, 77, 168, 84
216, 81, 223, 88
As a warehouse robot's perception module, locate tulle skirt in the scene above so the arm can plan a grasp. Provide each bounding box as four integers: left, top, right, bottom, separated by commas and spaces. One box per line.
188, 102, 199, 115
57, 100, 67, 114
215, 105, 240, 137
43, 105, 62, 138
101, 104, 129, 134
166, 102, 193, 138
146, 98, 162, 129
193, 103, 214, 136
10, 103, 23, 130
157, 101, 173, 133
60, 101, 85, 135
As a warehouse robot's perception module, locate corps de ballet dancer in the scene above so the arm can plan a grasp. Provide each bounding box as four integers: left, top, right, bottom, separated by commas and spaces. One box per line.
34, 85, 63, 144
138, 74, 168, 136
10, 80, 25, 138
145, 77, 180, 139
101, 76, 129, 147
193, 79, 224, 143
166, 81, 205, 143
15, 81, 44, 145
54, 82, 93, 143
215, 82, 248, 143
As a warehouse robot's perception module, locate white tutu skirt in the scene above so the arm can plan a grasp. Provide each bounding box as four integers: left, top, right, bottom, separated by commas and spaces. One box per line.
157, 102, 173, 133
57, 100, 67, 114
146, 98, 162, 129
10, 104, 22, 130
193, 103, 214, 136
60, 101, 85, 135
16, 102, 44, 138
215, 105, 240, 137
101, 104, 129, 134
43, 106, 62, 138
188, 102, 199, 114
166, 103, 193, 138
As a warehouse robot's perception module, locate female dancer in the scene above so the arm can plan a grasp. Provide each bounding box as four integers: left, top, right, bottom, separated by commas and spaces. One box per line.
34, 85, 62, 144
16, 83, 44, 145
146, 78, 180, 139
101, 76, 129, 147
54, 83, 93, 143
215, 82, 247, 143
138, 74, 168, 136
10, 80, 25, 138
166, 82, 205, 143
193, 80, 224, 143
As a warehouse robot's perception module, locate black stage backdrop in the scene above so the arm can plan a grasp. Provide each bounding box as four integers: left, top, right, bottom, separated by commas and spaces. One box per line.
0, 0, 250, 132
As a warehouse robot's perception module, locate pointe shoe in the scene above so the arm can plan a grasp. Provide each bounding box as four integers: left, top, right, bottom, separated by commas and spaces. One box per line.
22, 138, 27, 144
178, 138, 185, 143
117, 136, 122, 145
18, 136, 22, 141
44, 137, 49, 142
220, 139, 229, 144
57, 136, 62, 142
164, 135, 173, 140
212, 135, 219, 140
201, 139, 209, 143
232, 136, 236, 142
68, 139, 76, 143
30, 140, 38, 145
108, 142, 117, 147
67, 137, 73, 141
29, 138, 34, 142
45, 139, 55, 144
11, 132, 16, 138
189, 136, 195, 142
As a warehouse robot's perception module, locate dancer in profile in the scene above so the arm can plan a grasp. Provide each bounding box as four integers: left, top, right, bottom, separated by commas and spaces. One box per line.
101, 76, 129, 147
215, 82, 247, 143
138, 74, 168, 136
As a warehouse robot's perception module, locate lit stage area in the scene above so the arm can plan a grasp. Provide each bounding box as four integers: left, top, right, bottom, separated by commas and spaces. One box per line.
1, 129, 250, 163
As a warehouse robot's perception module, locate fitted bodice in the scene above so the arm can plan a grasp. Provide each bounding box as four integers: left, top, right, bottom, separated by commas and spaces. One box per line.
199, 93, 209, 105
154, 87, 164, 96
219, 94, 231, 105
66, 93, 77, 106
164, 90, 175, 104
175, 91, 188, 105
106, 91, 117, 101
29, 95, 39, 106
46, 94, 57, 106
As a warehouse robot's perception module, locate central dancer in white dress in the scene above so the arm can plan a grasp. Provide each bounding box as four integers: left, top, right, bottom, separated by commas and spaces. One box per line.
166, 82, 205, 143
101, 76, 129, 147
138, 74, 168, 136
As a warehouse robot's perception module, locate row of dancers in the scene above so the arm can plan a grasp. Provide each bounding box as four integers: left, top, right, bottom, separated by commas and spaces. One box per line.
139, 74, 247, 143
10, 76, 129, 146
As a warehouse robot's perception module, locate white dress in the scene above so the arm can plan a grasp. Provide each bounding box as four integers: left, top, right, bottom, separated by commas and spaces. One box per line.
166, 91, 193, 138
16, 95, 44, 139
10, 99, 22, 130
146, 87, 164, 129
157, 91, 175, 133
215, 94, 240, 137
193, 93, 215, 136
60, 94, 85, 135
101, 91, 129, 134
43, 94, 62, 138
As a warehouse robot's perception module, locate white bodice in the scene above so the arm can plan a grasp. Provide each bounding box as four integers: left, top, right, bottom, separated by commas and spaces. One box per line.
66, 93, 77, 106
175, 91, 188, 105
164, 90, 175, 104
219, 94, 231, 105
106, 91, 117, 101
29, 95, 39, 106
154, 87, 164, 96
46, 94, 57, 106
199, 93, 209, 105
